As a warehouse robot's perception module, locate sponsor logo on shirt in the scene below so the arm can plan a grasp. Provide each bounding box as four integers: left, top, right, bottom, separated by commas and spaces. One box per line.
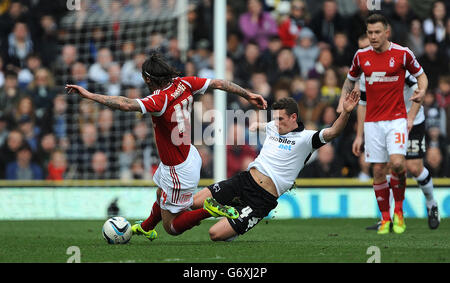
366, 72, 399, 85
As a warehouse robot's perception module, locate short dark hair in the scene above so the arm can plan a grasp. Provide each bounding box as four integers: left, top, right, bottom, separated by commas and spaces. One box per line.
142, 51, 181, 88
272, 97, 299, 117
366, 13, 389, 28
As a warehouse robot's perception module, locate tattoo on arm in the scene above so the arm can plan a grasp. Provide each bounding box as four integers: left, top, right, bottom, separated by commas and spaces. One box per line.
210, 79, 250, 99
91, 94, 140, 112
342, 78, 356, 94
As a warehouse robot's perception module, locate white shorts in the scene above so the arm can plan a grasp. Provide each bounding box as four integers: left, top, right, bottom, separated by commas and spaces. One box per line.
153, 145, 202, 214
364, 118, 408, 163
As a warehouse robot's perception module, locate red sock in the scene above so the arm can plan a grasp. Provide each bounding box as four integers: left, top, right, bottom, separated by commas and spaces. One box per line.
374, 181, 391, 221
141, 201, 162, 231
390, 171, 406, 213
170, 208, 211, 235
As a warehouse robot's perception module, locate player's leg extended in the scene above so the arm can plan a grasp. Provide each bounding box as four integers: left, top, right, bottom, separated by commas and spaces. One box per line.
131, 188, 161, 241
192, 188, 213, 209
406, 159, 440, 229
373, 163, 391, 234
390, 154, 407, 233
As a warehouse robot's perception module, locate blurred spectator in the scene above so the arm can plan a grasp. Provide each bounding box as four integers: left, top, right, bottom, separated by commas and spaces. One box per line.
425, 146, 446, 177
423, 90, 446, 135
40, 94, 68, 141
118, 132, 137, 180
0, 129, 25, 179
53, 44, 78, 87
347, 0, 371, 46
320, 68, 341, 106
388, 0, 417, 46
97, 108, 117, 175
226, 123, 257, 178
238, 0, 278, 51
227, 31, 245, 63
116, 41, 135, 65
68, 122, 100, 178
129, 158, 150, 180
278, 0, 310, 48
418, 36, 449, 90
0, 115, 8, 147
293, 27, 320, 79
435, 75, 450, 136
133, 120, 157, 176
331, 32, 354, 75
307, 48, 334, 80
103, 63, 122, 96
297, 78, 327, 127
166, 37, 185, 73
426, 125, 448, 175
17, 53, 42, 88
197, 144, 213, 178
299, 143, 343, 178
357, 154, 371, 182
249, 71, 271, 105
0, 70, 27, 120
184, 60, 197, 77
36, 132, 57, 173
121, 53, 146, 88
26, 67, 57, 120
234, 41, 264, 88
88, 47, 113, 85
67, 62, 97, 91
0, 1, 29, 40
309, 0, 346, 48
260, 35, 282, 73
423, 0, 447, 45
89, 151, 112, 179
190, 39, 212, 73
290, 76, 305, 101
9, 96, 36, 130
6, 143, 43, 180
267, 47, 301, 85
46, 149, 67, 180
190, 0, 213, 49
36, 14, 58, 67
3, 21, 34, 69
318, 105, 337, 130
406, 18, 425, 58
17, 114, 40, 152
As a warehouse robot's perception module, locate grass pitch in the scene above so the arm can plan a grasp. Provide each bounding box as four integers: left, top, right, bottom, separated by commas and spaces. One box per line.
0, 218, 448, 263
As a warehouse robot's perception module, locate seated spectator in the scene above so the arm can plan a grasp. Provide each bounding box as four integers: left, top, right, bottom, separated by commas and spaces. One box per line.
3, 21, 34, 69
297, 78, 328, 127
293, 27, 319, 79
290, 76, 305, 101
197, 144, 213, 179
88, 47, 113, 86
17, 115, 40, 153
423, 0, 447, 44
37, 14, 59, 68
17, 53, 42, 89
9, 96, 37, 130
388, 0, 417, 46
260, 35, 283, 72
423, 90, 446, 135
307, 48, 334, 80
36, 133, 57, 173
0, 70, 27, 121
26, 68, 57, 120
226, 123, 257, 178
320, 68, 341, 106
267, 47, 301, 85
406, 18, 425, 58
6, 143, 43, 180
234, 41, 264, 88
118, 132, 137, 180
67, 62, 98, 92
226, 31, 245, 63
435, 75, 450, 136
238, 0, 278, 51
278, 0, 309, 48
309, 0, 346, 48
53, 44, 78, 86
121, 53, 146, 88
0, 130, 25, 179
103, 63, 122, 96
249, 71, 271, 106
331, 32, 354, 74
40, 94, 68, 141
418, 36, 449, 90
425, 146, 446, 177
299, 143, 343, 178
89, 151, 113, 179
68, 122, 101, 178
46, 149, 67, 180
97, 108, 117, 174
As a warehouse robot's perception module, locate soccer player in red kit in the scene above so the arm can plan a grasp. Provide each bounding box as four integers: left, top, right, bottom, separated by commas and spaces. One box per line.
342, 14, 428, 234
66, 52, 268, 240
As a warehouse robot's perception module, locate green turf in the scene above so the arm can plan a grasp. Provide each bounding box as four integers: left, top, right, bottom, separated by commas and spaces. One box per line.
0, 218, 448, 263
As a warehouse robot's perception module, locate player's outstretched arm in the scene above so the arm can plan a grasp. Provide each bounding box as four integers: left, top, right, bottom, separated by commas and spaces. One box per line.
322, 90, 360, 143
207, 79, 267, 110
65, 84, 141, 112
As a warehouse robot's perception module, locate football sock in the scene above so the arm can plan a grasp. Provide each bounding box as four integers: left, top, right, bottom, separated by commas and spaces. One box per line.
170, 208, 211, 235
414, 167, 437, 209
374, 181, 391, 221
390, 170, 406, 213
141, 201, 162, 231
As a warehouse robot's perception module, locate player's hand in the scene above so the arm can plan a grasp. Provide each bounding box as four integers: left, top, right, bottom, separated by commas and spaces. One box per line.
65, 84, 91, 99
352, 136, 363, 157
410, 88, 425, 103
248, 93, 268, 110
342, 89, 360, 113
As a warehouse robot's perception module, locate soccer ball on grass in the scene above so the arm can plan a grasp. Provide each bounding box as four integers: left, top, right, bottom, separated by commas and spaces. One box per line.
102, 217, 132, 244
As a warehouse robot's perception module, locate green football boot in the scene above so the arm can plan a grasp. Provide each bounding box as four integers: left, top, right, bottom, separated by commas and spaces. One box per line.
131, 221, 158, 241
203, 197, 239, 219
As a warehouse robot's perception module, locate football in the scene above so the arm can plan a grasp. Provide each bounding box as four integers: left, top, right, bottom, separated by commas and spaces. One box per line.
102, 217, 132, 244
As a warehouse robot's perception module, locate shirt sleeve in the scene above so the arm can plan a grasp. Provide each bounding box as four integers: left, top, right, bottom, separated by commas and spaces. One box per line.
180, 76, 211, 95
135, 91, 168, 116
404, 48, 423, 77
347, 51, 362, 81
311, 129, 327, 149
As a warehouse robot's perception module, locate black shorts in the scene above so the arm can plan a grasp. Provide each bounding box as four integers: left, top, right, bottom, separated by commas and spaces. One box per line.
406, 121, 426, 160
207, 171, 278, 235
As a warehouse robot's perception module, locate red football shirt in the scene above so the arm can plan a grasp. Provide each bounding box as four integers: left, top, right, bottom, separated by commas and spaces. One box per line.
136, 77, 211, 166
347, 42, 423, 122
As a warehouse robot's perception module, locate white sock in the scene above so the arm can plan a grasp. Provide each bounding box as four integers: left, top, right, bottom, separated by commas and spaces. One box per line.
415, 167, 437, 209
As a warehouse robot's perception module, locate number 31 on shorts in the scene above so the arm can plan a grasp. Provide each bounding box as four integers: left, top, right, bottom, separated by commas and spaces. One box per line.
394, 133, 406, 144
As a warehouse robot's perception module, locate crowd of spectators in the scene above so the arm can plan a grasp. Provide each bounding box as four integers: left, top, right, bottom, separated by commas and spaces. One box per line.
0, 0, 449, 181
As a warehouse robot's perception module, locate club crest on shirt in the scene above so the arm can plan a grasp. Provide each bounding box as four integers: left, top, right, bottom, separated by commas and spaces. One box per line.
389, 57, 395, 67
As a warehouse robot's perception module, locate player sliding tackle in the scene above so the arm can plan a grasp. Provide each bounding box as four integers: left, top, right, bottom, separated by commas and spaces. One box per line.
66, 51, 267, 240
190, 92, 359, 242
